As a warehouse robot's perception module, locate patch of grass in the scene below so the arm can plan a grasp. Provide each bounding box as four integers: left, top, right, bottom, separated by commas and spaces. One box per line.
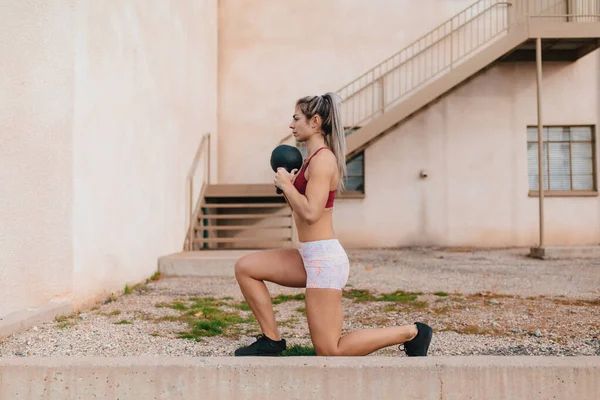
115, 319, 133, 325
272, 293, 305, 304
343, 289, 424, 306
110, 310, 121, 316
155, 297, 258, 341
434, 291, 449, 297
55, 315, 68, 323
179, 311, 254, 340
104, 295, 117, 304
232, 301, 251, 311
156, 301, 188, 311
282, 345, 316, 356
147, 271, 163, 283
124, 283, 150, 295
222, 296, 234, 301
296, 306, 306, 315
343, 289, 376, 302
57, 322, 74, 329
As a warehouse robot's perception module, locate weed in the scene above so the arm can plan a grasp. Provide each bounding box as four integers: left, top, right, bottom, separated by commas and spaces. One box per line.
155, 297, 258, 341
282, 345, 316, 356
232, 301, 251, 311
272, 294, 305, 304
147, 271, 162, 283
110, 310, 121, 316
434, 292, 449, 297
296, 307, 306, 315
57, 322, 74, 329
124, 285, 132, 295
343, 289, 424, 306
115, 320, 133, 325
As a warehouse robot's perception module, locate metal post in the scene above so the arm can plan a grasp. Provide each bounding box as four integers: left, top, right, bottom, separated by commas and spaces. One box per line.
535, 37, 545, 248
188, 179, 193, 251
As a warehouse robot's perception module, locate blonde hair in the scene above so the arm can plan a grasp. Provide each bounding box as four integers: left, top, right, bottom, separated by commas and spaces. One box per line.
295, 92, 347, 191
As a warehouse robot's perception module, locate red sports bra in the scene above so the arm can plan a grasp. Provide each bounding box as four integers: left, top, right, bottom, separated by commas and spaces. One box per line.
292, 147, 336, 208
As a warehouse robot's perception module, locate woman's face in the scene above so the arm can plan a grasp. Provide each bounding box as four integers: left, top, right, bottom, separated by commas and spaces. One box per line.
289, 105, 317, 143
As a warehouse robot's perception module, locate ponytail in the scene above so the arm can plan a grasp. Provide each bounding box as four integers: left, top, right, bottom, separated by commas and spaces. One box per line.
295, 92, 347, 191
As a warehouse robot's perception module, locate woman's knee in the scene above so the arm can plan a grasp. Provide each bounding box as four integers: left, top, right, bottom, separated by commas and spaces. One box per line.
234, 255, 255, 280
314, 343, 341, 357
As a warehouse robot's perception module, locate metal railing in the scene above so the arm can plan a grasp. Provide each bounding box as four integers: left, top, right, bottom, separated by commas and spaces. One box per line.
339, 0, 513, 129
278, 0, 598, 147
185, 132, 211, 251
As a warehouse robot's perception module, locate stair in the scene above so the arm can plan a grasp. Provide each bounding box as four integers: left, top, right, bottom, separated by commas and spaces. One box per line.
190, 184, 294, 250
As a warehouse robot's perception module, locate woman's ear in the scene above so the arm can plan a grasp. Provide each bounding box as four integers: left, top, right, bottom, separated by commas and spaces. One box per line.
311, 114, 321, 130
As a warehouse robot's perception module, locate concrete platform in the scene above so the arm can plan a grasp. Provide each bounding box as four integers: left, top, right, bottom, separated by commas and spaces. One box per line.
529, 245, 600, 260
158, 250, 253, 277
0, 300, 72, 339
1, 356, 599, 399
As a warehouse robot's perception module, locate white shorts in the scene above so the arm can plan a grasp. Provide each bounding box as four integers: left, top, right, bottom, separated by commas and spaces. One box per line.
298, 239, 350, 290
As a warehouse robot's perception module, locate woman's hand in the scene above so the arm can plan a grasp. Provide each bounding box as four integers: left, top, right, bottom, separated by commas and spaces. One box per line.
274, 167, 298, 193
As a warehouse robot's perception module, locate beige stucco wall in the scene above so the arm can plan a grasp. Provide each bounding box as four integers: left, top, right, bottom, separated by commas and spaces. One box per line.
0, 0, 75, 318
217, 0, 476, 184
1, 0, 217, 318
334, 51, 600, 248
71, 0, 217, 309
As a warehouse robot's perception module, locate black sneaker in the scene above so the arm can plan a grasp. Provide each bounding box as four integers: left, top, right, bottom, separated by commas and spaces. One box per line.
400, 322, 432, 357
234, 334, 287, 356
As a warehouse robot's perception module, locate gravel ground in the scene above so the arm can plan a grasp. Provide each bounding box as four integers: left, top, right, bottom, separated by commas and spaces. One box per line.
1, 248, 599, 358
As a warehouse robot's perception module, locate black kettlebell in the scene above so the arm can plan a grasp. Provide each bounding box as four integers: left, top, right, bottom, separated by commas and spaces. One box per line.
270, 144, 303, 194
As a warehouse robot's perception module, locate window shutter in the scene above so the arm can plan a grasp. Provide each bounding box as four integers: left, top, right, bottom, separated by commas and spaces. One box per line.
527, 143, 549, 190
571, 142, 594, 190
548, 142, 571, 190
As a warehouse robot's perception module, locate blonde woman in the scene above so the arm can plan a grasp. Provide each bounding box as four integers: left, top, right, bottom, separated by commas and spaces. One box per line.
234, 93, 432, 357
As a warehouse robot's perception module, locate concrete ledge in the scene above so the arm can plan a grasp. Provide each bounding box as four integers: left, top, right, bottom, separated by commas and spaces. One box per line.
1, 356, 599, 399
0, 301, 72, 339
529, 245, 600, 260
158, 250, 252, 277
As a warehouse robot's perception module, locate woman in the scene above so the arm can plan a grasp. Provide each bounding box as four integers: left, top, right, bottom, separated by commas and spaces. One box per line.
234, 93, 432, 357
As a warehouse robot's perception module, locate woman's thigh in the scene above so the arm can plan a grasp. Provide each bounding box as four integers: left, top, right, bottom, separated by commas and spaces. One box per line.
234, 248, 307, 288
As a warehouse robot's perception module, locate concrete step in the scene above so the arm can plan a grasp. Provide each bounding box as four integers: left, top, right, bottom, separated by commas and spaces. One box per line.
158, 251, 253, 277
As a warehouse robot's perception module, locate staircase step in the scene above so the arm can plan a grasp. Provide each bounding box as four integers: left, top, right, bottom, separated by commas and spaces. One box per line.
198, 213, 291, 219
201, 225, 292, 231
193, 237, 292, 244
202, 202, 287, 209
205, 184, 281, 198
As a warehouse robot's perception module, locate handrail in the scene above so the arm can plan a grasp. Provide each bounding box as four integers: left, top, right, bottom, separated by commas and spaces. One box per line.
337, 1, 514, 96
186, 132, 211, 251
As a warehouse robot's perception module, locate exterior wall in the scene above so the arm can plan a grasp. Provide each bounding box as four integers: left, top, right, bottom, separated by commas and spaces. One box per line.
0, 0, 218, 318
217, 0, 475, 184
334, 52, 600, 248
0, 0, 75, 317
71, 0, 218, 309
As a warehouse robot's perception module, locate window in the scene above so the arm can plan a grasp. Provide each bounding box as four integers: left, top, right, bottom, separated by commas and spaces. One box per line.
344, 151, 364, 192
527, 125, 596, 194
